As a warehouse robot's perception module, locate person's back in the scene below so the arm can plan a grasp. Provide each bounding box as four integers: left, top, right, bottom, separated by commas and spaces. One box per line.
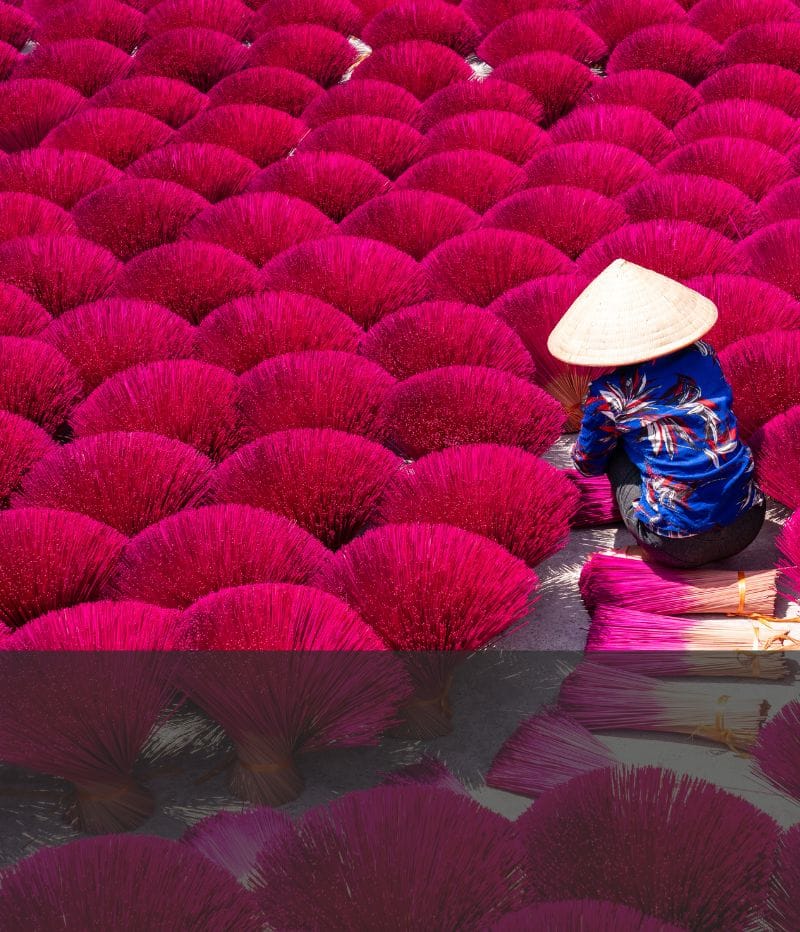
573, 340, 762, 538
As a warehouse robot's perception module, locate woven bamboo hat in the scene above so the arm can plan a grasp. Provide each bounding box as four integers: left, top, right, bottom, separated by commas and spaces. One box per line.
547, 259, 718, 367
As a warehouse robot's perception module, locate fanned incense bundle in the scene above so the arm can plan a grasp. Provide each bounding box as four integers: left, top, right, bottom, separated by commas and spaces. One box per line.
579, 551, 777, 616
39, 0, 144, 50
752, 699, 800, 802
131, 27, 248, 92
302, 79, 421, 128
249, 24, 359, 88
417, 78, 543, 130
697, 62, 800, 117
251, 786, 528, 930
0, 192, 77, 243
586, 605, 795, 679
0, 282, 50, 338
16, 38, 133, 95
90, 75, 208, 127
777, 511, 800, 600
350, 39, 472, 101
517, 766, 779, 930
486, 707, 616, 799
558, 661, 769, 749
0, 148, 123, 209
751, 406, 800, 509
129, 143, 259, 203
361, 0, 479, 55
579, 68, 702, 127
0, 836, 263, 930
494, 901, 685, 931
208, 66, 323, 115
768, 824, 800, 932
566, 470, 621, 527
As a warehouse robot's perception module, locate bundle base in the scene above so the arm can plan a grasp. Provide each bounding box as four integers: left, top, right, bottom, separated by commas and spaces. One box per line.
388, 683, 454, 739
67, 779, 155, 834
229, 752, 304, 807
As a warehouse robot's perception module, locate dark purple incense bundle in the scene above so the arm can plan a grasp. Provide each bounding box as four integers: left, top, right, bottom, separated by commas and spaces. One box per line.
659, 136, 794, 200
0, 191, 77, 243
297, 114, 425, 179
193, 291, 360, 373
358, 301, 534, 379
0, 235, 119, 317
487, 707, 616, 798
350, 39, 472, 101
13, 431, 213, 536
113, 240, 260, 323
182, 191, 335, 266
378, 444, 579, 565
423, 228, 574, 307
768, 825, 800, 932
174, 103, 305, 168
566, 470, 621, 527
579, 550, 778, 616
0, 78, 84, 151
251, 785, 528, 928
340, 191, 479, 260
0, 336, 82, 433
0, 282, 50, 338
213, 429, 400, 548
483, 186, 627, 259
178, 583, 411, 804
416, 78, 543, 130
262, 236, 429, 328
144, 0, 252, 39
129, 142, 259, 202
549, 103, 677, 163
250, 0, 365, 35
72, 179, 208, 259
750, 699, 800, 805
607, 24, 724, 85
302, 79, 421, 128
363, 0, 479, 54
494, 901, 685, 932
579, 219, 742, 279
674, 98, 800, 153
247, 151, 389, 221
478, 10, 607, 67
0, 411, 54, 505
493, 52, 597, 125
686, 274, 800, 349
248, 24, 359, 87
422, 110, 552, 165
689, 0, 800, 42
106, 504, 329, 608
517, 766, 779, 930
71, 359, 238, 458
322, 522, 537, 735
41, 106, 173, 169
525, 141, 652, 197
378, 755, 467, 794
621, 173, 761, 238
582, 0, 688, 49
386, 365, 564, 458
578, 67, 701, 127
237, 351, 395, 443
0, 836, 263, 928
394, 149, 528, 213
40, 298, 194, 390
719, 330, 800, 437
37, 0, 146, 50
559, 661, 769, 749
89, 75, 208, 127
751, 406, 800, 509
14, 37, 133, 95
0, 508, 124, 629
183, 808, 294, 887
697, 62, 800, 117
207, 66, 323, 115
739, 220, 800, 299
131, 26, 248, 91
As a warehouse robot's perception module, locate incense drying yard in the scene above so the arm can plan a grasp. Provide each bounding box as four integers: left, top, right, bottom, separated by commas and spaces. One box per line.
0, 0, 799, 928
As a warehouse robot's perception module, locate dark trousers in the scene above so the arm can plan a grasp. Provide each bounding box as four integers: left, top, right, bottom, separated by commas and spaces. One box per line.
606, 449, 766, 568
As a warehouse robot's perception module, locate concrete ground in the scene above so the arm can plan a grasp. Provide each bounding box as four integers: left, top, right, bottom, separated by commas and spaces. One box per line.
1, 437, 799, 865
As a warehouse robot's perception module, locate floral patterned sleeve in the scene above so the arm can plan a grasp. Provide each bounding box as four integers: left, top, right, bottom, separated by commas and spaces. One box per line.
572, 377, 619, 476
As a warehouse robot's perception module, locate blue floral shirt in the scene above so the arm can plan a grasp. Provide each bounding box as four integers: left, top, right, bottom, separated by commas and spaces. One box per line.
572, 341, 763, 538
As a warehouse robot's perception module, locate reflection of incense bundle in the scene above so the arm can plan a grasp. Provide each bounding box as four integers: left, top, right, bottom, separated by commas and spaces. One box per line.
752, 699, 800, 804
494, 901, 684, 932
559, 662, 769, 750
487, 707, 616, 799
579, 550, 777, 616
517, 765, 779, 931
586, 605, 796, 679
777, 511, 800, 601
769, 824, 800, 932
0, 836, 263, 930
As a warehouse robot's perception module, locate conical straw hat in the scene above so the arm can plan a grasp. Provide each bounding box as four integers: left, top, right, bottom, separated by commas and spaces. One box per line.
547, 259, 718, 367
